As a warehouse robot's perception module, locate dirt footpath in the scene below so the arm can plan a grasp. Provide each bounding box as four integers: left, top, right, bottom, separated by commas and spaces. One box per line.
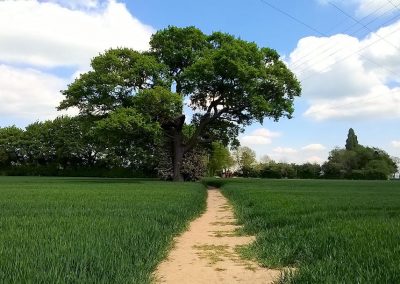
154, 187, 280, 283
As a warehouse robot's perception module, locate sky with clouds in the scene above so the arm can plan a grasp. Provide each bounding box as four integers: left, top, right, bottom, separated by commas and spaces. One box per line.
1, 0, 400, 164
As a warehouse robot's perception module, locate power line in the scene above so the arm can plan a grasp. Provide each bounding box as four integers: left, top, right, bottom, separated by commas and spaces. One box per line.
258, 0, 400, 81
293, 11, 400, 77
300, 23, 400, 82
289, 0, 395, 69
258, 0, 400, 114
259, 0, 324, 36
329, 1, 400, 51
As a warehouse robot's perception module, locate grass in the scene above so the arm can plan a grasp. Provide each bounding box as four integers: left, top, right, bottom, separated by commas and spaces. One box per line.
0, 176, 206, 283
220, 179, 400, 283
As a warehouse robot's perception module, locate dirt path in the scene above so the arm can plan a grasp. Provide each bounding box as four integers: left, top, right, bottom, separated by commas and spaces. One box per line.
154, 187, 280, 283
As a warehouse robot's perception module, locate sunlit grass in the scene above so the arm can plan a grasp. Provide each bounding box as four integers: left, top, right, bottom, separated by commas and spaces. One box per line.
0, 177, 206, 283
221, 179, 400, 283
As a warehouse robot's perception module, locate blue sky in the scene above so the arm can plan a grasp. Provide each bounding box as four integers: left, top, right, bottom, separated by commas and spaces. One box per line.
1, 0, 400, 163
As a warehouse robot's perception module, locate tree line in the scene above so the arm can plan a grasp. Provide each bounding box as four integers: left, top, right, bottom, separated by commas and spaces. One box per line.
1, 26, 397, 180
0, 116, 158, 177
222, 129, 397, 180
1, 121, 396, 180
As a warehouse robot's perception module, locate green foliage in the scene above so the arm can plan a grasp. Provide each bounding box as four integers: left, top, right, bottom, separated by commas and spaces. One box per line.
221, 179, 400, 283
59, 48, 167, 114
94, 108, 161, 169
323, 129, 396, 180
296, 163, 321, 179
233, 158, 321, 180
0, 116, 159, 177
345, 128, 358, 150
258, 162, 298, 179
0, 177, 206, 283
207, 142, 235, 176
58, 26, 300, 181
234, 146, 256, 174
0, 126, 25, 167
133, 87, 183, 125
323, 145, 396, 180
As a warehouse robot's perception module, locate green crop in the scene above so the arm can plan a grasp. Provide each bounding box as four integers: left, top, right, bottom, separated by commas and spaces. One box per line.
221, 179, 400, 283
0, 177, 206, 283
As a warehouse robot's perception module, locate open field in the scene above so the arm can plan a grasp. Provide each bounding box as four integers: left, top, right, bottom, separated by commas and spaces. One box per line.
220, 179, 400, 283
0, 177, 206, 283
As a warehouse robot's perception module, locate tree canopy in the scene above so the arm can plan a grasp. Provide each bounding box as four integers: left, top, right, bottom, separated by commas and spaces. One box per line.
323, 129, 397, 180
345, 128, 358, 151
58, 26, 301, 181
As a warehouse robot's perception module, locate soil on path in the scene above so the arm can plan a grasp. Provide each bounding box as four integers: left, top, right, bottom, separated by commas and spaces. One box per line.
154, 187, 280, 283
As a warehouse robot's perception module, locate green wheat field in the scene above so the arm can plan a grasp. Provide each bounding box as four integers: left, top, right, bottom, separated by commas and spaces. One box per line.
1, 177, 399, 283
220, 179, 400, 283
0, 177, 206, 283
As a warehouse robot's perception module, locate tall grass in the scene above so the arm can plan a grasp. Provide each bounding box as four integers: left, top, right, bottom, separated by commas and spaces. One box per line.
221, 179, 400, 283
0, 177, 206, 283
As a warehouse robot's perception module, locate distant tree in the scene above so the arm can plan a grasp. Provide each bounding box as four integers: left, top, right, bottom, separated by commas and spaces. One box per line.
233, 146, 257, 176
323, 139, 396, 180
208, 142, 234, 176
0, 126, 24, 168
392, 157, 400, 178
236, 147, 256, 169
345, 128, 359, 150
58, 26, 301, 181
260, 154, 272, 163
296, 163, 321, 179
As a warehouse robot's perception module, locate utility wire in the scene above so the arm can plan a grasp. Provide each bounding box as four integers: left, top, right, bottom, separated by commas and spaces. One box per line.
294, 11, 400, 77
329, 1, 400, 51
297, 14, 400, 81
258, 0, 400, 114
259, 0, 323, 36
258, 0, 400, 80
289, 1, 395, 69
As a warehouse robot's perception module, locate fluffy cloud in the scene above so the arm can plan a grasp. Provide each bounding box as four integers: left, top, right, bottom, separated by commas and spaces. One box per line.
306, 156, 324, 164
273, 147, 298, 154
317, 0, 399, 16
354, 0, 400, 16
240, 128, 281, 146
302, 144, 326, 151
267, 144, 328, 164
289, 19, 400, 121
392, 141, 400, 148
0, 0, 154, 69
43, 0, 101, 9
0, 65, 76, 121
0, 0, 153, 124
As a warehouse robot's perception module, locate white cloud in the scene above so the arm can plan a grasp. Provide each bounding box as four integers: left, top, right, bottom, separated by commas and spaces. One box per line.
302, 144, 326, 151
0, 65, 76, 121
264, 144, 328, 164
306, 156, 324, 164
252, 128, 281, 138
0, 0, 154, 124
317, 0, 399, 17
269, 150, 325, 165
354, 0, 399, 16
273, 147, 298, 154
392, 140, 400, 148
240, 128, 281, 146
43, 0, 101, 10
290, 20, 400, 121
0, 0, 154, 69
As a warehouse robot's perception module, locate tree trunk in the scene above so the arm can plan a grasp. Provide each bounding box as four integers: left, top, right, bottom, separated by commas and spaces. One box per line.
172, 132, 184, 181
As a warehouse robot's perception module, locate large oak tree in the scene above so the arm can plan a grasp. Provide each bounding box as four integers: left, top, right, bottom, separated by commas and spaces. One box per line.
59, 26, 301, 181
